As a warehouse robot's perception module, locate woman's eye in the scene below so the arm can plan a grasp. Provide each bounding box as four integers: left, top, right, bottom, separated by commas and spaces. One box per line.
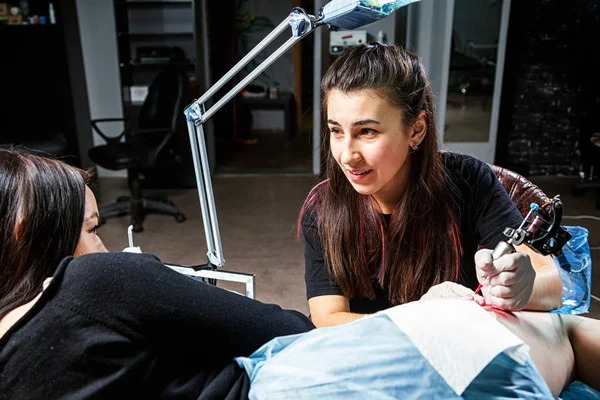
361, 129, 377, 136
88, 225, 100, 234
329, 128, 342, 135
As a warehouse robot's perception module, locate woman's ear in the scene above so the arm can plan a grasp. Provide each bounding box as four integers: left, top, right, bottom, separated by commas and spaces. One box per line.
410, 111, 427, 146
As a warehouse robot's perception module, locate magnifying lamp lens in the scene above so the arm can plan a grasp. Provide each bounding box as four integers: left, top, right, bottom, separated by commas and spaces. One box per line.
322, 0, 420, 30
360, 0, 420, 15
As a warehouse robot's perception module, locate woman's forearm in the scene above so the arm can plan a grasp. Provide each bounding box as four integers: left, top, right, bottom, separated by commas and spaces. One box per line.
314, 311, 367, 327
526, 266, 563, 311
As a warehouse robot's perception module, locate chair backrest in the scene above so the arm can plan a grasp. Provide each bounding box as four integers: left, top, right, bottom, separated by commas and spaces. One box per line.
138, 67, 187, 132
489, 164, 549, 217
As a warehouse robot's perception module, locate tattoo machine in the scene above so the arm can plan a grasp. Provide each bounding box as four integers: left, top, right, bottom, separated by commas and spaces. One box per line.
475, 196, 571, 294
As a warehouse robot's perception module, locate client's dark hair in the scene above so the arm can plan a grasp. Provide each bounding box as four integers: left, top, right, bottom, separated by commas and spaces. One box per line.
0, 149, 90, 319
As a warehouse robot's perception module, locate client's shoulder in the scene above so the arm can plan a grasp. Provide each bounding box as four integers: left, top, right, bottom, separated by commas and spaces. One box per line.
60, 252, 165, 286
71, 251, 162, 269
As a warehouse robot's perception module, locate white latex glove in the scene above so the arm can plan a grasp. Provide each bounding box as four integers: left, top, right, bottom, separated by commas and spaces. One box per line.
420, 281, 484, 303
475, 249, 536, 311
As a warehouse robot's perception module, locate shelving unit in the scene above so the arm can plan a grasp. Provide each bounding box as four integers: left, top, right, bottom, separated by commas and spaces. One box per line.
113, 0, 197, 102
111, 0, 201, 188
120, 60, 195, 70
119, 32, 194, 37
125, 0, 192, 5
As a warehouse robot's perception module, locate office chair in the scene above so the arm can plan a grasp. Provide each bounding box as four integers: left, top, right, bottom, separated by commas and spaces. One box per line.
88, 67, 188, 232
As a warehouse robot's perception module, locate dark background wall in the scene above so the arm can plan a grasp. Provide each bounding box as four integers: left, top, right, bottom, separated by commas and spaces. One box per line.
496, 0, 600, 176
0, 1, 92, 168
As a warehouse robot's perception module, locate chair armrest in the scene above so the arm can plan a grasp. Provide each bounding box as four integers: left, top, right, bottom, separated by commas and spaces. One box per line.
489, 164, 550, 217
91, 118, 129, 144
91, 118, 128, 123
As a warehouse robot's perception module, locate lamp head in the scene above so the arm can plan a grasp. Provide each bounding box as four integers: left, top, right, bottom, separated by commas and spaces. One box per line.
320, 0, 421, 30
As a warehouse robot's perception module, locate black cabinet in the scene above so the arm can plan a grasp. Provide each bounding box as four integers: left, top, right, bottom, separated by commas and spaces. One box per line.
0, 1, 92, 168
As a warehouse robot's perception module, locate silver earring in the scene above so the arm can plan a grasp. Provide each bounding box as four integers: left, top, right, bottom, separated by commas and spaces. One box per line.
412, 144, 419, 151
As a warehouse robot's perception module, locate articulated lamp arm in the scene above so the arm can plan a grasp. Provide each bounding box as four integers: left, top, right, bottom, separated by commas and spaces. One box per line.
183, 8, 319, 268
183, 0, 420, 269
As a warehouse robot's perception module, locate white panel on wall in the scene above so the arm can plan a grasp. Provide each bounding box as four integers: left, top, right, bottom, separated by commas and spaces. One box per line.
406, 0, 454, 145
76, 0, 126, 177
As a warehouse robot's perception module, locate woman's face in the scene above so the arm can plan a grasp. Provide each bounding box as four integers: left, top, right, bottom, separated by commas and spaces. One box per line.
327, 89, 426, 213
74, 186, 108, 256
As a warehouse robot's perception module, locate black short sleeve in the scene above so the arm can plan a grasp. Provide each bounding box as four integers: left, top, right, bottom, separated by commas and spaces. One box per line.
449, 153, 524, 249
300, 206, 344, 299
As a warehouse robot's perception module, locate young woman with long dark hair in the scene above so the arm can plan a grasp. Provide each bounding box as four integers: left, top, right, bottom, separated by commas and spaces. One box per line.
300, 43, 563, 327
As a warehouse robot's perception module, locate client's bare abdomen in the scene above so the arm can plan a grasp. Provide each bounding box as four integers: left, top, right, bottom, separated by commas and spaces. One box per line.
491, 309, 575, 397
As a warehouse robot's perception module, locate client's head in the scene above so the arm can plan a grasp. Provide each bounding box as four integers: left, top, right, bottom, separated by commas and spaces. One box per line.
0, 148, 107, 318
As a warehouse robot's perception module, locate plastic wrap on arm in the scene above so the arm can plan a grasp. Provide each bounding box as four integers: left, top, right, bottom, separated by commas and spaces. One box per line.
551, 226, 592, 315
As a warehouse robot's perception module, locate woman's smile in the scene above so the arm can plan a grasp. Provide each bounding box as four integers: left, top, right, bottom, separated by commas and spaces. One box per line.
346, 168, 373, 181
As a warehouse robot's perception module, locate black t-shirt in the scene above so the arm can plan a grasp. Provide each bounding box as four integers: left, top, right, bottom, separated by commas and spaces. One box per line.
302, 152, 524, 314
0, 252, 314, 399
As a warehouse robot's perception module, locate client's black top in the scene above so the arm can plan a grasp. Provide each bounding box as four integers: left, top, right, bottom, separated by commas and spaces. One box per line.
0, 252, 314, 399
302, 152, 524, 314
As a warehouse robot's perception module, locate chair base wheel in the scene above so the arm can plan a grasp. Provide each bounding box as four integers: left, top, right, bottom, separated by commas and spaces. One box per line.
98, 195, 185, 232
132, 224, 144, 233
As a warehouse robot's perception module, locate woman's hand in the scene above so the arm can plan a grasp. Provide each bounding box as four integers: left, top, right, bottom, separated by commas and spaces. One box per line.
475, 249, 536, 311
420, 281, 484, 303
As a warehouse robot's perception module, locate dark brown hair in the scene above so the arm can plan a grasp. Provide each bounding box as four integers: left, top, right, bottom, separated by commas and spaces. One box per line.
300, 43, 462, 304
0, 149, 90, 319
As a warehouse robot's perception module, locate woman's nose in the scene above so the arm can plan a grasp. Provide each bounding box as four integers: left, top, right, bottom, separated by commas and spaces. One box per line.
340, 138, 361, 165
